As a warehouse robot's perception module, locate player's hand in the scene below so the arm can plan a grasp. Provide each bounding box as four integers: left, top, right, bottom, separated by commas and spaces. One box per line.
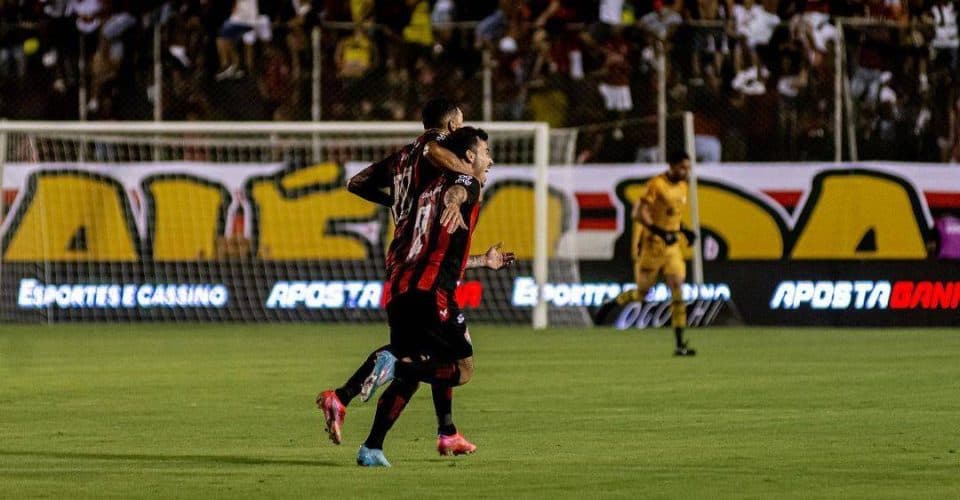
441, 204, 467, 234
680, 227, 697, 245
485, 242, 516, 270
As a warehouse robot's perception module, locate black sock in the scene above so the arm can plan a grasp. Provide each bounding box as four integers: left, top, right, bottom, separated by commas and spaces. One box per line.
432, 384, 457, 436
336, 344, 390, 406
674, 327, 685, 349
394, 359, 461, 386
363, 378, 419, 450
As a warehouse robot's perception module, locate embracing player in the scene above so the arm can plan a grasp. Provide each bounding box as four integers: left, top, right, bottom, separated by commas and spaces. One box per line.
356, 126, 495, 467
317, 102, 512, 458
600, 151, 698, 356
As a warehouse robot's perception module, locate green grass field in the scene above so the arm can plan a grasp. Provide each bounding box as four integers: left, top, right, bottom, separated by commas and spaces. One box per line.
1, 324, 958, 499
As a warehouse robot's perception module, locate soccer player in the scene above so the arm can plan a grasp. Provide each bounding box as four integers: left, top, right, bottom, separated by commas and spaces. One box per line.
600, 151, 698, 356
317, 101, 512, 454
356, 126, 494, 467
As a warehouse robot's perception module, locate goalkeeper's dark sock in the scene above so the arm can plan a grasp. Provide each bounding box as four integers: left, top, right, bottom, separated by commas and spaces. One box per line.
336, 344, 391, 406
671, 284, 687, 348
432, 384, 457, 436
363, 378, 419, 450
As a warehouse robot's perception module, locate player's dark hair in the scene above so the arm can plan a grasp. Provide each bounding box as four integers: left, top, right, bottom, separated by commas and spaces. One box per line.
421, 98, 460, 130
668, 151, 690, 165
444, 126, 488, 160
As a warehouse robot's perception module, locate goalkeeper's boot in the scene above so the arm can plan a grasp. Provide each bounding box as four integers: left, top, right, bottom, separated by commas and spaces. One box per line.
360, 350, 397, 402
437, 432, 477, 456
317, 390, 346, 445
674, 342, 697, 357
356, 445, 391, 467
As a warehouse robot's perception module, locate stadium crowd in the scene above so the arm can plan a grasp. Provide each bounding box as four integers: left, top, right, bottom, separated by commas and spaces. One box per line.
0, 0, 957, 162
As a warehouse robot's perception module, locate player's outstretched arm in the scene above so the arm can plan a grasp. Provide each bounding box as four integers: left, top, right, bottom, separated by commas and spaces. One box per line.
466, 242, 516, 270
425, 141, 474, 176
347, 159, 393, 207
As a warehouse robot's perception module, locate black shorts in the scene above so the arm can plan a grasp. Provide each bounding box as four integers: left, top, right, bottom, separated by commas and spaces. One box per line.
387, 289, 472, 362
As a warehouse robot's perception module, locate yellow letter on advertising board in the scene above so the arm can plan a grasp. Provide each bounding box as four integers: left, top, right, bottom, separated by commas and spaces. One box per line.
692, 184, 784, 259
144, 177, 229, 261
248, 163, 379, 259
471, 183, 565, 259
3, 172, 138, 261
791, 172, 928, 259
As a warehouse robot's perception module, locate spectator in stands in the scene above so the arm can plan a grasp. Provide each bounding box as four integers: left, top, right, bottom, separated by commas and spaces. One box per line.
259, 41, 297, 120
335, 23, 377, 115
72, 0, 104, 39
599, 0, 631, 26
372, 0, 413, 70
731, 0, 780, 73
946, 91, 960, 161
926, 0, 959, 75
790, 7, 837, 69
596, 24, 635, 119
524, 28, 569, 127
776, 51, 808, 159
689, 0, 731, 85
402, 0, 434, 66
38, 0, 78, 99
260, 0, 311, 83
849, 22, 894, 113
865, 0, 907, 23
529, 0, 579, 28
489, 28, 526, 120
637, 0, 683, 42
215, 0, 257, 80
353, 0, 375, 23
431, 0, 457, 61
475, 0, 510, 46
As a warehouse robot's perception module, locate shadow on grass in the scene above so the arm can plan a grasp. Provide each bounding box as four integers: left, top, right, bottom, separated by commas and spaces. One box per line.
0, 449, 341, 468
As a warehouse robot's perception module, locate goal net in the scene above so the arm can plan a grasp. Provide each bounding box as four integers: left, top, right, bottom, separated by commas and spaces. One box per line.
0, 122, 582, 327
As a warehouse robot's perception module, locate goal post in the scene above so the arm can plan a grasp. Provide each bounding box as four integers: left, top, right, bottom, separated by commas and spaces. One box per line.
0, 120, 565, 327
532, 122, 549, 330
682, 112, 705, 286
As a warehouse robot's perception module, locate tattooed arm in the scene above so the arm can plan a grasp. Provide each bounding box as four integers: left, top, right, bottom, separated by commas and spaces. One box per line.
439, 184, 469, 234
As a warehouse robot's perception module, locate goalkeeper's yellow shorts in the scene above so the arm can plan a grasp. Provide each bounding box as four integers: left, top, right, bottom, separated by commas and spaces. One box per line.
635, 232, 686, 283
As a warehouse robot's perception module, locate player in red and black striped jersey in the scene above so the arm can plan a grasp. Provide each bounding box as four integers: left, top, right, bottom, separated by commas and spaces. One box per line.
318, 103, 513, 461
319, 99, 468, 442
347, 98, 471, 280
358, 126, 503, 466
381, 172, 482, 305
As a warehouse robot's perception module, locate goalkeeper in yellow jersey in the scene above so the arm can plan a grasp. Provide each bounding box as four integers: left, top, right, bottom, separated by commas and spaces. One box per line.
601, 151, 698, 356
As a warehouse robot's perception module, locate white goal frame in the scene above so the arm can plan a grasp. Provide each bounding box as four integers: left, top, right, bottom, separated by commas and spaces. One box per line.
0, 121, 552, 328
